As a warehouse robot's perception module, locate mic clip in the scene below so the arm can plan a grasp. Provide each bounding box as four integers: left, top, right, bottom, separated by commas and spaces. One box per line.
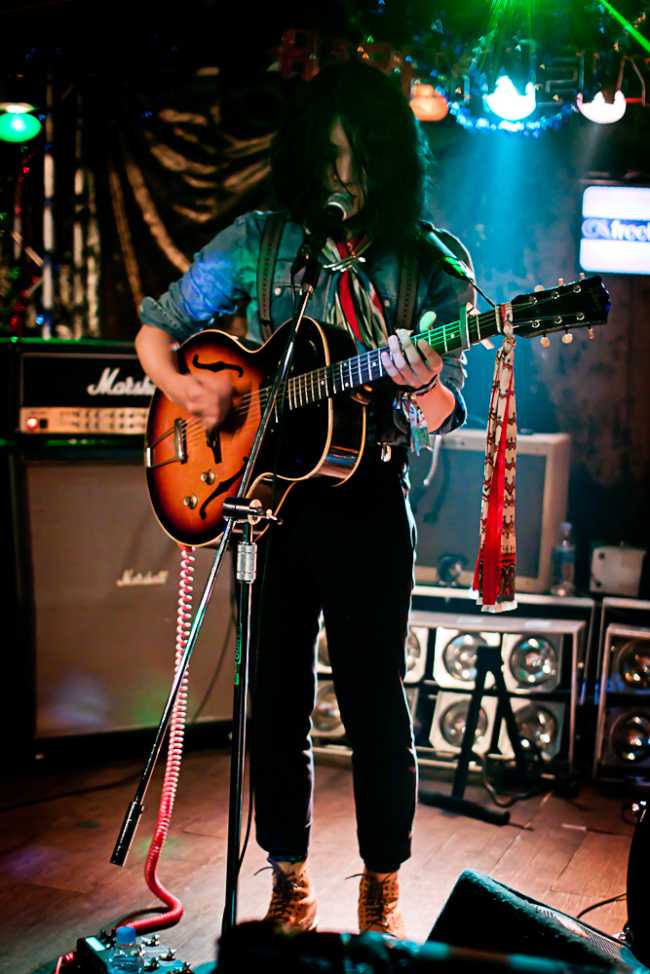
322, 254, 366, 273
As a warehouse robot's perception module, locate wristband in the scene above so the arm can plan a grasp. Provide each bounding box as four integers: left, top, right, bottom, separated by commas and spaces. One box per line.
413, 372, 441, 397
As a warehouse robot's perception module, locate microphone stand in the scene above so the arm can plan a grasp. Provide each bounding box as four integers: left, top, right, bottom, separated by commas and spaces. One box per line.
110, 227, 327, 936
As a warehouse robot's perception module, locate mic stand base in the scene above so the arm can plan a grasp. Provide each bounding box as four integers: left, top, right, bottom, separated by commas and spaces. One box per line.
418, 645, 537, 828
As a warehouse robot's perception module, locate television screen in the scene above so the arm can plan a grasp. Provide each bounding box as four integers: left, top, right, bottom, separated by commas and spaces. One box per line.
580, 185, 650, 276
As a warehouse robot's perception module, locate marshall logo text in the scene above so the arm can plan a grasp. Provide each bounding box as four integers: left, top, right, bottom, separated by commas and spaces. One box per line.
116, 569, 169, 588
88, 368, 156, 397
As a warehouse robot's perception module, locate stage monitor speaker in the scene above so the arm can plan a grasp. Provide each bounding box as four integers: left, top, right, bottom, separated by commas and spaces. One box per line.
23, 459, 236, 739
410, 429, 570, 594
429, 868, 638, 972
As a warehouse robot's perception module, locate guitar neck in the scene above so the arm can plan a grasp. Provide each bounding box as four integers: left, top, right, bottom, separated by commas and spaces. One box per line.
282, 310, 499, 409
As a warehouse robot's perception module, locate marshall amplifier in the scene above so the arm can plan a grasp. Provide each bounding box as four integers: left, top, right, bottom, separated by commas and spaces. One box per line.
0, 338, 237, 750
0, 336, 155, 436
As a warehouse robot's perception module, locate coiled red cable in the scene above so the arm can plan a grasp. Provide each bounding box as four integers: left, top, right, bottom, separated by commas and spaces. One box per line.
127, 545, 195, 934
54, 951, 75, 972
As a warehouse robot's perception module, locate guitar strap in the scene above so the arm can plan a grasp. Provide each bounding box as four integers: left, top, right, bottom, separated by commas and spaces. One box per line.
257, 210, 289, 342
394, 242, 419, 334
256, 209, 421, 342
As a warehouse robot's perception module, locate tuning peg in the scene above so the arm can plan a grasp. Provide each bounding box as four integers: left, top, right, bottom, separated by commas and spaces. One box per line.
557, 277, 564, 287
540, 336, 550, 347
561, 331, 573, 344
534, 285, 544, 292
579, 272, 585, 280
588, 328, 594, 339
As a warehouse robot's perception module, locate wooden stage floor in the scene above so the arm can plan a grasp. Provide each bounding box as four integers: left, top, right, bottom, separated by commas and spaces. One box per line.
0, 746, 637, 973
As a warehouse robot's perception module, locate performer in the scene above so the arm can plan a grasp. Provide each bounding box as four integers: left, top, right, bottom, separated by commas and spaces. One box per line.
135, 62, 470, 938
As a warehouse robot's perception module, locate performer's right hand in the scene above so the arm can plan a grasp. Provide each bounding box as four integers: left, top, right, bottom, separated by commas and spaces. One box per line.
164, 372, 233, 429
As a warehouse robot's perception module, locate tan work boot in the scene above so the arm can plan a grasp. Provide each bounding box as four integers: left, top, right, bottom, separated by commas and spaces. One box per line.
263, 858, 318, 932
358, 869, 406, 938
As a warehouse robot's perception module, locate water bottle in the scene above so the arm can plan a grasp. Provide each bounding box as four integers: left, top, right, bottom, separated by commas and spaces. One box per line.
106, 926, 144, 974
551, 522, 576, 597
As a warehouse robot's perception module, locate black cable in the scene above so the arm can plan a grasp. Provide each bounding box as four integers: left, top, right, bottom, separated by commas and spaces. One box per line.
576, 892, 626, 919
476, 751, 540, 808
238, 767, 255, 872
622, 802, 638, 828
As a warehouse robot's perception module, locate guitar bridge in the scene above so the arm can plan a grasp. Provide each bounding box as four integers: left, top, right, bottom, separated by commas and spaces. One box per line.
145, 417, 188, 469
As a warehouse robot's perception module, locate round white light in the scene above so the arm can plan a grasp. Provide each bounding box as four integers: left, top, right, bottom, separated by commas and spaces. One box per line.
577, 91, 627, 124
0, 102, 34, 114
485, 76, 536, 122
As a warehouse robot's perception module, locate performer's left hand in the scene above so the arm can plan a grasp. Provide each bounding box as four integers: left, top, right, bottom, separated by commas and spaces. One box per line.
381, 326, 443, 389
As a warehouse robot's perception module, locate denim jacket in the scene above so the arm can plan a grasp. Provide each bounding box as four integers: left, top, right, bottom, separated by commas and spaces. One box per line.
140, 210, 468, 443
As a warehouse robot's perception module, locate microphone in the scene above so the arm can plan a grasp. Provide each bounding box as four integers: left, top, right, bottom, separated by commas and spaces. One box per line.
424, 225, 475, 283
292, 191, 356, 281
313, 190, 356, 234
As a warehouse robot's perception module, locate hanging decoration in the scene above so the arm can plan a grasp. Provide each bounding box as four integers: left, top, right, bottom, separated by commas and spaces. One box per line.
276, 0, 650, 135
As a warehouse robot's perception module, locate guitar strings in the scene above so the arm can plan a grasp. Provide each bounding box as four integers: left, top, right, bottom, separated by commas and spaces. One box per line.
153, 297, 578, 445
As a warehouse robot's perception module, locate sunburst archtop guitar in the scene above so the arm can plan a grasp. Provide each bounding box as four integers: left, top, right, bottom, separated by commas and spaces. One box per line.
144, 276, 609, 546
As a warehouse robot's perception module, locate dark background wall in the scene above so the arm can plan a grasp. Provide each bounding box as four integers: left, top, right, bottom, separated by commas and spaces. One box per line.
0, 0, 648, 593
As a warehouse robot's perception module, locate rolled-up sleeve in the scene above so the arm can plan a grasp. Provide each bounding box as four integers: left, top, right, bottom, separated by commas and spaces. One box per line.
417, 275, 468, 436
416, 230, 474, 436
139, 216, 257, 344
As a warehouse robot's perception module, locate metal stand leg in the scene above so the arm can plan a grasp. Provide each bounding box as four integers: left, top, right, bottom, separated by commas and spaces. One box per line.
221, 500, 279, 935
222, 522, 255, 934
419, 645, 536, 826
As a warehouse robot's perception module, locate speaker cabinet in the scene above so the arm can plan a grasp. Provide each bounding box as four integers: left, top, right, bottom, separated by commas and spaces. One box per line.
11, 456, 236, 741
409, 429, 570, 593
410, 609, 585, 769
594, 623, 650, 777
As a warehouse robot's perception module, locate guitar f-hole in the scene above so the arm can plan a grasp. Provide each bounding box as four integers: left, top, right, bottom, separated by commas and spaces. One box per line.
206, 426, 222, 465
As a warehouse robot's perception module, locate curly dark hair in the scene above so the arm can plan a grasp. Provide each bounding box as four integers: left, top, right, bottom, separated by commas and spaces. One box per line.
271, 62, 429, 248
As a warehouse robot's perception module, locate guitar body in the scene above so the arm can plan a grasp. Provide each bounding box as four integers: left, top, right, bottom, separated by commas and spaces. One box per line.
145, 317, 367, 546
145, 275, 610, 547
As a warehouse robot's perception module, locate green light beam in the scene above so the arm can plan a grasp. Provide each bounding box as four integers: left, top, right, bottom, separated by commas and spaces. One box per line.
600, 0, 650, 55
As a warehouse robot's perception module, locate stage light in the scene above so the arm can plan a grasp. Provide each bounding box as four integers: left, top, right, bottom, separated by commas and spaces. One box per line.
508, 636, 558, 688
312, 682, 344, 737
612, 712, 650, 763
442, 632, 483, 683
410, 83, 449, 122
576, 91, 627, 124
515, 704, 558, 756
0, 104, 42, 143
316, 626, 330, 669
440, 699, 488, 749
617, 639, 650, 689
485, 76, 536, 121
406, 628, 422, 674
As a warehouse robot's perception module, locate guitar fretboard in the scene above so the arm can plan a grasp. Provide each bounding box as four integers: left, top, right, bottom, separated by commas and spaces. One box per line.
280, 312, 492, 410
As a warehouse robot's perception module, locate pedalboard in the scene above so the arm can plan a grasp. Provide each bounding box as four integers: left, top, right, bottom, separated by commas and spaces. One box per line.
76, 931, 195, 973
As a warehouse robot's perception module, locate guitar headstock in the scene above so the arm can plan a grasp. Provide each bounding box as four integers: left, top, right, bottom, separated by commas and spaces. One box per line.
511, 276, 610, 343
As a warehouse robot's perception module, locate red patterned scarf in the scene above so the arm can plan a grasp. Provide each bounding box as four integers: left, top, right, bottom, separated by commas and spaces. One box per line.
321, 235, 388, 350
472, 305, 517, 613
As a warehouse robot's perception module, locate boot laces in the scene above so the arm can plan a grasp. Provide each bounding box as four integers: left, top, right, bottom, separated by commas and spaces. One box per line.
266, 864, 307, 921
362, 874, 394, 928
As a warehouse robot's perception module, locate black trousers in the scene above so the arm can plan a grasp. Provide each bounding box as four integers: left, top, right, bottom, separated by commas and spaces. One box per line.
250, 447, 418, 874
